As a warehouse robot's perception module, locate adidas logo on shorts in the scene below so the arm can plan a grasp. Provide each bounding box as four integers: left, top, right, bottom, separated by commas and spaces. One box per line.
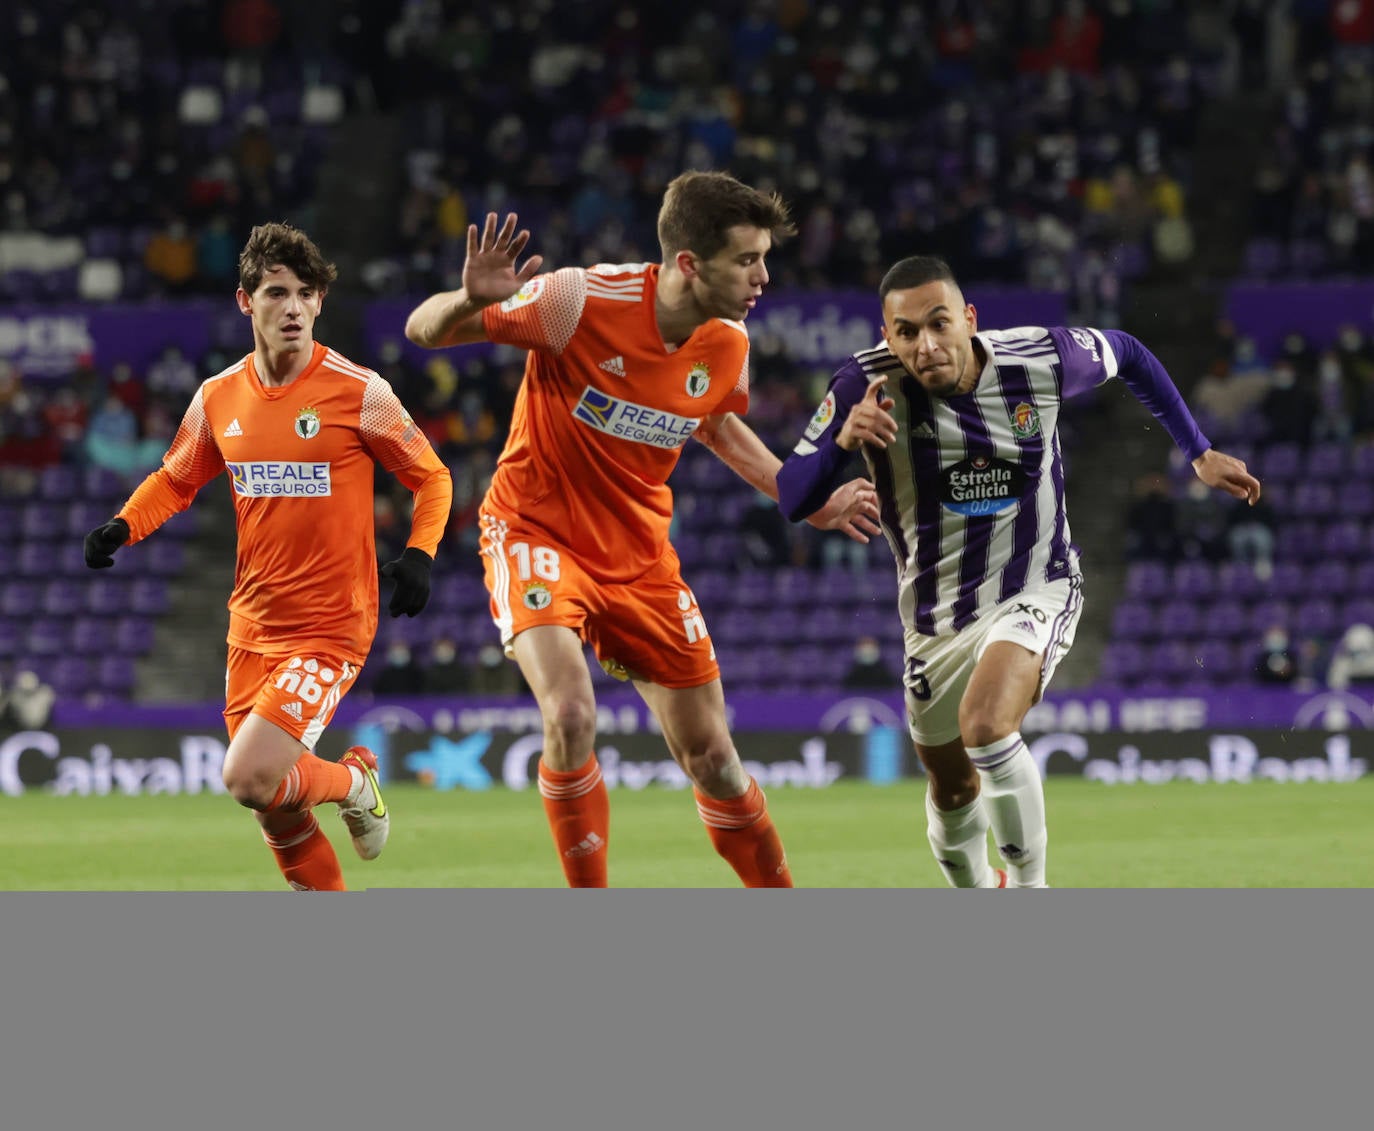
281, 700, 303, 721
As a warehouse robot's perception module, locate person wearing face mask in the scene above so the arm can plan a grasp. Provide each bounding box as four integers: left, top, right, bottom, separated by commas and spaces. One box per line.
1312, 349, 1355, 443
1259, 358, 1317, 445
425, 635, 471, 695
374, 641, 427, 697
842, 635, 896, 690
1253, 625, 1298, 685
778, 255, 1259, 890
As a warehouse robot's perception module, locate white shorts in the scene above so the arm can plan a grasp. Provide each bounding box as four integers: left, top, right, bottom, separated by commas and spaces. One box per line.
903, 576, 1084, 746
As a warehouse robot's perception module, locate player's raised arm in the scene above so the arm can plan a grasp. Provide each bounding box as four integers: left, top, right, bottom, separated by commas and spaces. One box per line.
404, 212, 544, 349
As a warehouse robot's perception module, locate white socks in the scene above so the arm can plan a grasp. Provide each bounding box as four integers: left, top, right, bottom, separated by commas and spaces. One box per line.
968, 732, 1047, 888
924, 789, 998, 888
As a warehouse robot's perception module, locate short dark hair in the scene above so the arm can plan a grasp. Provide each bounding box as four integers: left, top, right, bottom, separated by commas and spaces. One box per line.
238, 222, 338, 294
879, 256, 959, 303
657, 171, 796, 261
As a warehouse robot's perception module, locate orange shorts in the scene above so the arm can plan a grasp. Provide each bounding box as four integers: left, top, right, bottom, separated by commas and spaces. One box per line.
224, 645, 362, 748
478, 512, 719, 689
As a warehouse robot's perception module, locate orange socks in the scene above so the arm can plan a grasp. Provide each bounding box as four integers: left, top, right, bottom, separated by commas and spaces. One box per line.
696, 778, 793, 888
538, 754, 610, 887
265, 752, 355, 812
262, 814, 346, 890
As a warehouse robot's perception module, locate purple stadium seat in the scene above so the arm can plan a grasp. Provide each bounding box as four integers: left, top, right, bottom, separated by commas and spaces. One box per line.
1304, 443, 1347, 480
1323, 520, 1367, 560
65, 500, 114, 539
1159, 600, 1201, 638
17, 543, 57, 578
24, 618, 71, 657
1274, 520, 1323, 562
1309, 560, 1352, 597
1249, 599, 1293, 634
143, 540, 187, 576
1288, 239, 1329, 277
1342, 481, 1374, 518
1124, 561, 1171, 601
1256, 443, 1301, 482
114, 616, 156, 655
84, 575, 130, 614
1351, 443, 1374, 478
0, 619, 19, 660
1343, 598, 1374, 628
672, 531, 705, 566
81, 466, 127, 501
1172, 560, 1216, 600
128, 577, 170, 616
96, 655, 137, 694
1110, 596, 1154, 640
1099, 641, 1148, 684
40, 579, 86, 617
1263, 561, 1306, 598
71, 616, 115, 655
701, 532, 740, 565
1293, 598, 1340, 638
1289, 481, 1336, 518
809, 607, 856, 643
1195, 640, 1237, 682
772, 567, 816, 605
37, 465, 80, 501
1205, 600, 1250, 640
0, 543, 15, 577
0, 581, 41, 618
732, 570, 775, 608
20, 503, 66, 542
1151, 640, 1198, 681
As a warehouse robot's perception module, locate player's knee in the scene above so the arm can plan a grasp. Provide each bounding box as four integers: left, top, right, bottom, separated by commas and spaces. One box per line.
683, 742, 744, 793
928, 772, 980, 811
959, 711, 1017, 751
541, 695, 597, 753
222, 765, 276, 810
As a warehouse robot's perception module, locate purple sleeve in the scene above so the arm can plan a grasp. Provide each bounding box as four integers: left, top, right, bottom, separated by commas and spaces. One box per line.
776, 358, 872, 522
1100, 329, 1212, 462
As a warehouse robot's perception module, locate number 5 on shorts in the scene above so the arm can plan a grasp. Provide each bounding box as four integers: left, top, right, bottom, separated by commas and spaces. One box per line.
904, 656, 932, 701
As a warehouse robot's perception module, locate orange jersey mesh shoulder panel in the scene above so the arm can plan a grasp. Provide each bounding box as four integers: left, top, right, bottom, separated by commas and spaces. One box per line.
480, 266, 588, 353
119, 374, 234, 542
481, 263, 752, 583
354, 359, 452, 556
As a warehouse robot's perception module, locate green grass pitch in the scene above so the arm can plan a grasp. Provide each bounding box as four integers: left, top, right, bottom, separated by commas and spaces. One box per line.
3, 778, 1372, 889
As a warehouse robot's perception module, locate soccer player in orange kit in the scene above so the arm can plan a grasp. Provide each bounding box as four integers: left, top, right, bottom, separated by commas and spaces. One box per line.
83, 223, 453, 890
405, 172, 881, 887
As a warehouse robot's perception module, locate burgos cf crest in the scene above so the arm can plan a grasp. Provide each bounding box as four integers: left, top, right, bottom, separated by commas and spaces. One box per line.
685, 362, 710, 397
294, 406, 321, 440
523, 582, 552, 610
1010, 401, 1041, 439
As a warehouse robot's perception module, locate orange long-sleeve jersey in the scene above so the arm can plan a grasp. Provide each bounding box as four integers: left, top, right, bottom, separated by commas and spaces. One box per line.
480, 263, 750, 582
117, 342, 452, 664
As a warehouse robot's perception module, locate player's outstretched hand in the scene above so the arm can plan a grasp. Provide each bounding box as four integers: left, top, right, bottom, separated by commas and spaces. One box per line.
1192, 448, 1262, 506
463, 212, 544, 308
83, 517, 130, 569
380, 547, 433, 617
836, 375, 898, 452
808, 477, 883, 543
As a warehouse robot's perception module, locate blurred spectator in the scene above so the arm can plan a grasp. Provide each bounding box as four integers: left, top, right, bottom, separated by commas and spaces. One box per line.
1174, 478, 1228, 562
143, 217, 198, 293
841, 635, 896, 690
196, 213, 240, 287
1257, 359, 1317, 445
84, 395, 161, 479
425, 636, 470, 695
0, 670, 57, 730
41, 386, 90, 463
1326, 623, 1374, 692
1190, 357, 1268, 441
1252, 625, 1298, 685
146, 346, 201, 402
1225, 494, 1277, 580
373, 641, 426, 696
739, 491, 793, 568
468, 642, 528, 696
1124, 472, 1180, 562
1311, 348, 1357, 443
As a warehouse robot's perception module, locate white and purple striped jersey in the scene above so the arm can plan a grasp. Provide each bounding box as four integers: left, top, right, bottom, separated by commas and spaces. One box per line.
777, 326, 1210, 638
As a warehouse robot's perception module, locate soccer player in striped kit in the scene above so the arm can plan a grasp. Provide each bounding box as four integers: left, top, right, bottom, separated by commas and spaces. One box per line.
778, 256, 1260, 887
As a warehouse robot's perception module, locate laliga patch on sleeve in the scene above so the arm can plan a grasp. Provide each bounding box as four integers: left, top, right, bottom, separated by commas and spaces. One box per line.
499, 276, 545, 312
803, 392, 837, 441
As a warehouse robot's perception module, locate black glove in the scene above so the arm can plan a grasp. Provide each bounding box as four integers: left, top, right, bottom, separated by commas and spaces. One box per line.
380, 547, 433, 617
84, 517, 131, 569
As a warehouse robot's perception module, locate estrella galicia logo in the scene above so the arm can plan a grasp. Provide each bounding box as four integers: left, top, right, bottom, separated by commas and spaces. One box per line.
941, 456, 1026, 515
404, 733, 494, 791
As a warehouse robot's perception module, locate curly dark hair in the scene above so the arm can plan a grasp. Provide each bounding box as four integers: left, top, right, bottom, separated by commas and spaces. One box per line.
237, 222, 339, 294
